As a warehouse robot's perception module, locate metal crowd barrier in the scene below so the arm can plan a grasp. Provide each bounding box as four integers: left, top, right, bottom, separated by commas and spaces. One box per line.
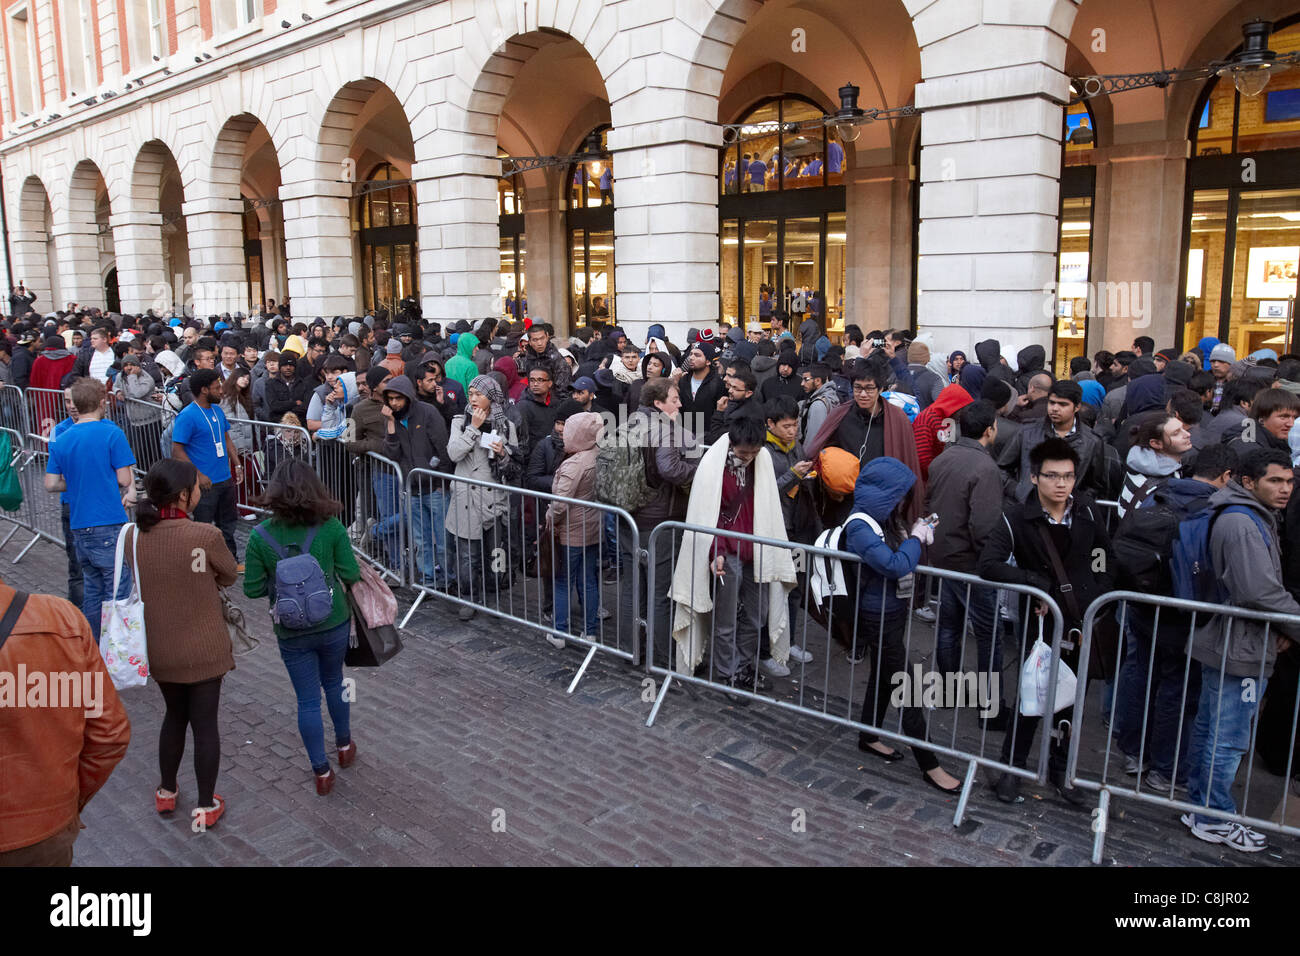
119, 394, 173, 478
642, 520, 1069, 826
312, 446, 405, 587
0, 426, 30, 552
25, 387, 66, 441
0, 383, 29, 435
11, 421, 67, 559
1095, 498, 1121, 534
401, 466, 640, 694
226, 415, 313, 517
1068, 590, 1300, 863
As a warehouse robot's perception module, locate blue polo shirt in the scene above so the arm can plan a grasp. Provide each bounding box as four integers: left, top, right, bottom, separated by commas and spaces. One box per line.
46, 418, 135, 530
48, 416, 75, 504
172, 401, 232, 483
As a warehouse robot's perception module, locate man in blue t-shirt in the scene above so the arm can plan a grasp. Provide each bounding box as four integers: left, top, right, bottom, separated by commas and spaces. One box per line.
171, 368, 243, 567
48, 388, 83, 608
44, 378, 136, 640
827, 139, 845, 174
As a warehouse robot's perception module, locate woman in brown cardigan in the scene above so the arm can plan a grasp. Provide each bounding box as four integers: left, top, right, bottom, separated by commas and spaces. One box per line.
128, 459, 238, 828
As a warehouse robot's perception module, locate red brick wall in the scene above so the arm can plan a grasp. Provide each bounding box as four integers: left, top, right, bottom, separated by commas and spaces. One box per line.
198, 0, 209, 40
115, 0, 128, 72
90, 0, 102, 84
165, 0, 176, 55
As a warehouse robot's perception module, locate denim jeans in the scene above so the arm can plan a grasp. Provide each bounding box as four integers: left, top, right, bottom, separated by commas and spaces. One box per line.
277, 619, 352, 773
554, 543, 601, 636
60, 502, 83, 608
372, 472, 404, 572
1113, 618, 1201, 778
1186, 664, 1266, 825
71, 523, 130, 641
408, 490, 446, 583
934, 578, 1003, 703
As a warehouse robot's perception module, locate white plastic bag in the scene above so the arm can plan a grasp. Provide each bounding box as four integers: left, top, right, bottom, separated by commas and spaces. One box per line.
1019, 616, 1077, 716
99, 523, 149, 690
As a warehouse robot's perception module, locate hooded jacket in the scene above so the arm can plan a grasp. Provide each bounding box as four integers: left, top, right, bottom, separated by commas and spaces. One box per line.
765, 427, 819, 542
798, 380, 840, 448
912, 383, 972, 481
547, 412, 605, 546
30, 346, 76, 391
843, 457, 922, 618
908, 363, 945, 410
798, 318, 820, 364
760, 361, 803, 404
925, 435, 1003, 574
520, 340, 572, 398
445, 334, 479, 391
1013, 344, 1046, 394
630, 406, 700, 532
493, 355, 526, 403
1116, 445, 1181, 519
516, 385, 556, 460
525, 430, 565, 494
974, 339, 1014, 385
379, 375, 450, 475
1194, 481, 1300, 677
751, 353, 779, 389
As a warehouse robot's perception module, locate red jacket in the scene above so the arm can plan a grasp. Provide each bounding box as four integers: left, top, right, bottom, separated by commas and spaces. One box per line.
29, 350, 76, 391
913, 383, 973, 482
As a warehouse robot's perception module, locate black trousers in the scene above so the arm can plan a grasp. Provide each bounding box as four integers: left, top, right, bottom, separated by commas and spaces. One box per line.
857, 614, 939, 772
157, 677, 223, 806
193, 479, 238, 562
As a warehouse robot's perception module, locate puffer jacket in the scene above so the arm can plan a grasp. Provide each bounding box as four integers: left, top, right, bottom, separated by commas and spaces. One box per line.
843, 457, 922, 618
445, 411, 520, 540
547, 412, 605, 546
1194, 481, 1300, 677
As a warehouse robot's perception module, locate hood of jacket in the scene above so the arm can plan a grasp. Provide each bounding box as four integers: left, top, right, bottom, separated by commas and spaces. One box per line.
1125, 444, 1181, 479
39, 347, 72, 361
493, 355, 520, 387
563, 411, 604, 454
1079, 380, 1105, 408
1125, 373, 1166, 415
647, 323, 666, 342
1209, 479, 1276, 527
929, 383, 972, 421
752, 354, 778, 373
455, 334, 478, 361
851, 456, 916, 523
926, 354, 949, 382
974, 339, 1001, 370
1015, 344, 1046, 376
1158, 476, 1217, 513
1196, 336, 1220, 371
815, 335, 832, 362
799, 318, 819, 344
958, 362, 986, 396
380, 374, 417, 404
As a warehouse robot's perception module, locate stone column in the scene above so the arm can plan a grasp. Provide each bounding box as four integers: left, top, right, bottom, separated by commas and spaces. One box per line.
911, 0, 1080, 358
606, 115, 722, 344
51, 222, 104, 310
846, 163, 915, 333
281, 179, 356, 319
182, 195, 247, 316
110, 210, 169, 315
411, 152, 500, 325
521, 186, 567, 335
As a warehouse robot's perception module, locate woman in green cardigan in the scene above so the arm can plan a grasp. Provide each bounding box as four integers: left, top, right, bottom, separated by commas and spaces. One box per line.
244, 459, 361, 795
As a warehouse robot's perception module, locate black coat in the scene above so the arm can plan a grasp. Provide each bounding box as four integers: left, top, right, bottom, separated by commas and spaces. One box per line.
677, 369, 724, 436
263, 375, 314, 422
978, 490, 1115, 631
10, 345, 34, 391
525, 432, 565, 493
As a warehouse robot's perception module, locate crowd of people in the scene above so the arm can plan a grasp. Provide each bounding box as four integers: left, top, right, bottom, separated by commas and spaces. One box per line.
4, 287, 1300, 862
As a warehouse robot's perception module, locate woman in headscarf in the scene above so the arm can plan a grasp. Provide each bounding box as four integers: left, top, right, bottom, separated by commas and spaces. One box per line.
445, 331, 479, 390
493, 355, 526, 403
445, 374, 522, 620
946, 350, 967, 383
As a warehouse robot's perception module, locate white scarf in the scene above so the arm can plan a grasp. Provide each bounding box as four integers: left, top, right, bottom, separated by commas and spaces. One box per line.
611, 357, 641, 385
669, 436, 797, 671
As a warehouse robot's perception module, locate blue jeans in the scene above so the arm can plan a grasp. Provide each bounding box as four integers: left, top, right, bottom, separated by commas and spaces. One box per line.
554, 543, 600, 636
1186, 664, 1266, 825
409, 490, 446, 583
277, 619, 352, 773
1113, 619, 1200, 778
934, 578, 1003, 704
71, 523, 130, 642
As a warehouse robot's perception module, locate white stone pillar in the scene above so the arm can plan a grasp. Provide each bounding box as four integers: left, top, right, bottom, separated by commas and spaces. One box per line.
606, 115, 722, 345
110, 210, 168, 315
412, 153, 500, 325
50, 222, 103, 310
8, 224, 52, 317
182, 196, 247, 316
911, 0, 1080, 358
846, 163, 914, 333
281, 179, 355, 320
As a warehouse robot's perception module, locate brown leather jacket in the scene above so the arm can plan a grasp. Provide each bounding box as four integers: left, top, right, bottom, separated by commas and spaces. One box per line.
0, 583, 130, 852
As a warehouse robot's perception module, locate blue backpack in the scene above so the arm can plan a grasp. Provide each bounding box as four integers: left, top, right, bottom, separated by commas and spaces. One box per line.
254, 524, 334, 630
1170, 504, 1271, 604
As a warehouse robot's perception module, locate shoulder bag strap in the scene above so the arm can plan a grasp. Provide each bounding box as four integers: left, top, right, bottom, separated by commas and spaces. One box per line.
109, 522, 131, 608
1034, 522, 1082, 621
0, 590, 29, 652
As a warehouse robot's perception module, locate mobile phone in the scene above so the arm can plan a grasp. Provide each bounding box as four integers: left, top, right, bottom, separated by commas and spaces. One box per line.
924, 512, 940, 528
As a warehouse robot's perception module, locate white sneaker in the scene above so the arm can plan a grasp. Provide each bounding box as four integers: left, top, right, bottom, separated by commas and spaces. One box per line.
759, 657, 790, 678
546, 635, 566, 649
787, 645, 813, 664
913, 605, 937, 624
1180, 813, 1267, 853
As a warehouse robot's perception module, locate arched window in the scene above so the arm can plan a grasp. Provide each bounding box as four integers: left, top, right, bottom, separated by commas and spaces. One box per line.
1180, 19, 1300, 356
719, 96, 847, 336
499, 158, 527, 319
567, 126, 614, 326
358, 163, 418, 315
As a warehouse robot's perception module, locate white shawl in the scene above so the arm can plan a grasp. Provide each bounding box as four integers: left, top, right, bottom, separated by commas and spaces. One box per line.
669, 436, 798, 673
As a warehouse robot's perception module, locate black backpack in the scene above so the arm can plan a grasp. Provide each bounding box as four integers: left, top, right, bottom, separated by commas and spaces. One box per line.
1112, 485, 1212, 595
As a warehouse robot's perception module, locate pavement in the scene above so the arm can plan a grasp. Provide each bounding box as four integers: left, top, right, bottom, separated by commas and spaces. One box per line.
2, 520, 1294, 867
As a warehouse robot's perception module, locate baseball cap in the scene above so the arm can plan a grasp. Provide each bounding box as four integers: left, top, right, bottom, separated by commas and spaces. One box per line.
572, 376, 597, 393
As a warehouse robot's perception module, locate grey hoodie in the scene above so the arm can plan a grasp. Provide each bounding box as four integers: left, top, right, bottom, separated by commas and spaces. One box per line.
1193, 481, 1300, 677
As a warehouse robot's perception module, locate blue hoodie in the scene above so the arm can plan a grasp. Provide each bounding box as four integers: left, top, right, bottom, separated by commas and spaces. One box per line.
843, 457, 922, 617
1196, 336, 1220, 371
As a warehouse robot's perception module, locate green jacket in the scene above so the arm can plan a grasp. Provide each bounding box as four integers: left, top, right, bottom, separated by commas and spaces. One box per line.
243, 516, 361, 642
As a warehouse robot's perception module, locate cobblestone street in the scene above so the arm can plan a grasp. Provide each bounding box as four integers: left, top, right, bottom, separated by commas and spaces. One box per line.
1, 527, 1289, 867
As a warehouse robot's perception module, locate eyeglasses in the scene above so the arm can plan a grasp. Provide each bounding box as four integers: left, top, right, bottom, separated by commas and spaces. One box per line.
1038, 472, 1076, 483
852, 384, 879, 394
